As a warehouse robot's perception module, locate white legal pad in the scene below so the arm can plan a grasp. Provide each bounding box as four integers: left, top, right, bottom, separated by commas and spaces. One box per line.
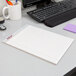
4, 26, 74, 64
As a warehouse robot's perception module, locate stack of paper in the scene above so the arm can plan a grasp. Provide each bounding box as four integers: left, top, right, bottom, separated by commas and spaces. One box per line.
4, 26, 74, 64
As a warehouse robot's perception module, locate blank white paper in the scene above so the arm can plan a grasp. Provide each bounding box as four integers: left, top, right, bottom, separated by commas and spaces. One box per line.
4, 26, 74, 64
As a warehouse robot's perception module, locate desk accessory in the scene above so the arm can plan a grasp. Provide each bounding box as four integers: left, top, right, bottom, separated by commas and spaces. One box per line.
0, 17, 6, 31
3, 1, 22, 20
16, 0, 18, 4
4, 25, 74, 64
64, 67, 76, 76
64, 24, 76, 33
6, 0, 13, 6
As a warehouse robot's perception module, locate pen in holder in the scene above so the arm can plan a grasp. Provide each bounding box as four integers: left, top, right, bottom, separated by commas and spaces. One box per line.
2, 1, 22, 20
16, 0, 18, 4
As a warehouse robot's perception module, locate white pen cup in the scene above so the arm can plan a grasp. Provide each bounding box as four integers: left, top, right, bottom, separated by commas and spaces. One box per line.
2, 1, 22, 20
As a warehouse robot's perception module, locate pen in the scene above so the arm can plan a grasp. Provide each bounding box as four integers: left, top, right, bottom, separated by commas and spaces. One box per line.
16, 0, 18, 4
6, 0, 13, 6
6, 0, 8, 4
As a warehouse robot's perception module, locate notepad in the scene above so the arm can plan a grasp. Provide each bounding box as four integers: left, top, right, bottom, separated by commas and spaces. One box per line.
4, 26, 74, 64
64, 24, 76, 33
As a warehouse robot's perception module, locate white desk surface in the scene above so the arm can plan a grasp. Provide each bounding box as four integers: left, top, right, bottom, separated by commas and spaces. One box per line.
0, 8, 76, 76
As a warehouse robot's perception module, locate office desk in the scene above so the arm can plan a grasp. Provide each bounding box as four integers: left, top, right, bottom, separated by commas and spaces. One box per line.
0, 8, 76, 76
